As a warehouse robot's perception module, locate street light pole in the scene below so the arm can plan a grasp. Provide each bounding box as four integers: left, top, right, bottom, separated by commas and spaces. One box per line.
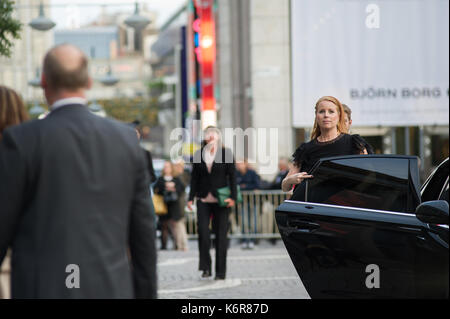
99, 64, 119, 86
124, 2, 151, 30
28, 1, 56, 31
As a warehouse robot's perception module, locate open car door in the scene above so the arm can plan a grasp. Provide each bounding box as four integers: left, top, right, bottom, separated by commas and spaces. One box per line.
276, 155, 448, 298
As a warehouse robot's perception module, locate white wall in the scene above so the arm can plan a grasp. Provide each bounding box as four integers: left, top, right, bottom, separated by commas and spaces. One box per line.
250, 0, 293, 177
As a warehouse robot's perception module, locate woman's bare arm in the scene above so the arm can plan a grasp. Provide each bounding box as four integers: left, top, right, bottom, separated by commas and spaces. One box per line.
282, 166, 299, 192
282, 165, 313, 192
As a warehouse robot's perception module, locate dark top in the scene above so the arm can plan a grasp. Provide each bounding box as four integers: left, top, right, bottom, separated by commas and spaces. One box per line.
189, 146, 237, 202
291, 133, 373, 197
0, 104, 156, 299
236, 168, 261, 190
269, 170, 289, 190
292, 133, 372, 173
154, 176, 186, 221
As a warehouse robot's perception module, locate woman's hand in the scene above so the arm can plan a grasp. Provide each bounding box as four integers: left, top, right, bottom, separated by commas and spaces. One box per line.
224, 198, 235, 208
288, 172, 313, 185
187, 200, 194, 211
165, 181, 176, 192
282, 168, 313, 192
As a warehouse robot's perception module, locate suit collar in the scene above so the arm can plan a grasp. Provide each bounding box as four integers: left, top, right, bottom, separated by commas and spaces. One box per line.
50, 97, 88, 112
47, 103, 89, 117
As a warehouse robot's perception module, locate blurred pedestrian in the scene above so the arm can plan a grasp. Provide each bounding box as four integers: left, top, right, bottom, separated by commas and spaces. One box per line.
236, 159, 260, 249
236, 159, 260, 191
342, 103, 353, 132
282, 96, 372, 201
0, 85, 29, 140
187, 126, 237, 280
173, 158, 191, 186
343, 103, 375, 154
267, 157, 290, 190
172, 160, 189, 251
0, 44, 156, 299
0, 86, 29, 299
131, 121, 156, 183
154, 161, 186, 250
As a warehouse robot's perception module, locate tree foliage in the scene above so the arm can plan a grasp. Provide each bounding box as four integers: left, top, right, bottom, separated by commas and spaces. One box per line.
0, 0, 22, 58
98, 96, 159, 127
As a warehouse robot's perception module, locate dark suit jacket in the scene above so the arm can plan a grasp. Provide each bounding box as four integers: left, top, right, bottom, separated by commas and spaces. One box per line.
188, 146, 237, 202
143, 149, 156, 183
0, 104, 157, 299
236, 169, 261, 191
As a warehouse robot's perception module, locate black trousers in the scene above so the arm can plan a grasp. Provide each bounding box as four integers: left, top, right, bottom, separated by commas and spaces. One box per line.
196, 201, 230, 277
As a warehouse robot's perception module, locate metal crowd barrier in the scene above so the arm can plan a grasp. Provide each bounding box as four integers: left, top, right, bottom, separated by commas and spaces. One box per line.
184, 190, 290, 240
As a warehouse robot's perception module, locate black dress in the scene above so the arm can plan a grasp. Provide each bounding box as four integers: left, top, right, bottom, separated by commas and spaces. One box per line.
291, 133, 373, 200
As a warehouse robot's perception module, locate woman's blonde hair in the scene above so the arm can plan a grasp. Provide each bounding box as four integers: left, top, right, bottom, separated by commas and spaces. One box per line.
203, 125, 223, 146
310, 96, 347, 140
163, 160, 174, 177
0, 85, 29, 140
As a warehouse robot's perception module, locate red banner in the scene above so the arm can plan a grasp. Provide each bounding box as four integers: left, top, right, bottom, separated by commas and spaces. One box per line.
196, 0, 216, 112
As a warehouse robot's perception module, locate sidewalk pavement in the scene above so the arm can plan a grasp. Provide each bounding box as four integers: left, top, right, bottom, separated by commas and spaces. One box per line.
0, 239, 310, 299
157, 239, 310, 299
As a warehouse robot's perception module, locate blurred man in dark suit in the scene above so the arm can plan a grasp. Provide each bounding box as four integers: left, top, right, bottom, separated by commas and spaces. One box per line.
268, 157, 290, 190
0, 44, 157, 299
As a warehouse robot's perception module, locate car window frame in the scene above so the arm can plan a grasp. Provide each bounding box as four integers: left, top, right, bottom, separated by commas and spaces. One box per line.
438, 177, 449, 201
303, 155, 421, 213
421, 158, 449, 202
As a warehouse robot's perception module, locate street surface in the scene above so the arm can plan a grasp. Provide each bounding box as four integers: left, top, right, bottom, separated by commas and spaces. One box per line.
157, 239, 309, 299
0, 239, 310, 299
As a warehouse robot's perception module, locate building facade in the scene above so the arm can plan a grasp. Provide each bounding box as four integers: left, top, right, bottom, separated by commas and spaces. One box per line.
0, 0, 53, 104
214, 0, 448, 180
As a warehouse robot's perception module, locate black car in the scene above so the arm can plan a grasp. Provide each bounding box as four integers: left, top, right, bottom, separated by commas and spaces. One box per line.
275, 155, 448, 299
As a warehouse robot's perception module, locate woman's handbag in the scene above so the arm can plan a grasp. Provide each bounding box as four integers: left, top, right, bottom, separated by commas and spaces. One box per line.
152, 194, 168, 215
216, 185, 243, 207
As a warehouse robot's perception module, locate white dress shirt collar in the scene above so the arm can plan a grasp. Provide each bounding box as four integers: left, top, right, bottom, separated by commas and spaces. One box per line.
50, 97, 87, 111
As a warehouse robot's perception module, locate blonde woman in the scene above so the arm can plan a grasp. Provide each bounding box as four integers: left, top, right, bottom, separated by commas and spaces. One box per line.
172, 160, 189, 251
154, 161, 186, 250
187, 126, 237, 280
282, 96, 371, 198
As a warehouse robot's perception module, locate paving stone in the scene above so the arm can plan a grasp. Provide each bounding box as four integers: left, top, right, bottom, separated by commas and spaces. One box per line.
157, 239, 310, 299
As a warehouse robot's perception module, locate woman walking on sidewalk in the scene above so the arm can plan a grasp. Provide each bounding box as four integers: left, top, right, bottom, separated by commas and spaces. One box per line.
187, 126, 237, 280
172, 160, 189, 251
154, 161, 186, 250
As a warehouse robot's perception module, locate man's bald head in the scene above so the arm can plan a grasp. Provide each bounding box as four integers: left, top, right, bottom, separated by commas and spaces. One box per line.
43, 44, 90, 92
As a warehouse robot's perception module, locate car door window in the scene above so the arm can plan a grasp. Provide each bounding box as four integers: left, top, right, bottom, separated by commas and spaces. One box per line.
439, 181, 449, 204
422, 159, 449, 203
304, 157, 418, 213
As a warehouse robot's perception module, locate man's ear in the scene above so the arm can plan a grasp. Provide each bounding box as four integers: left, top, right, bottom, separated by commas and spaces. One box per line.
86, 77, 93, 90
40, 73, 47, 89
